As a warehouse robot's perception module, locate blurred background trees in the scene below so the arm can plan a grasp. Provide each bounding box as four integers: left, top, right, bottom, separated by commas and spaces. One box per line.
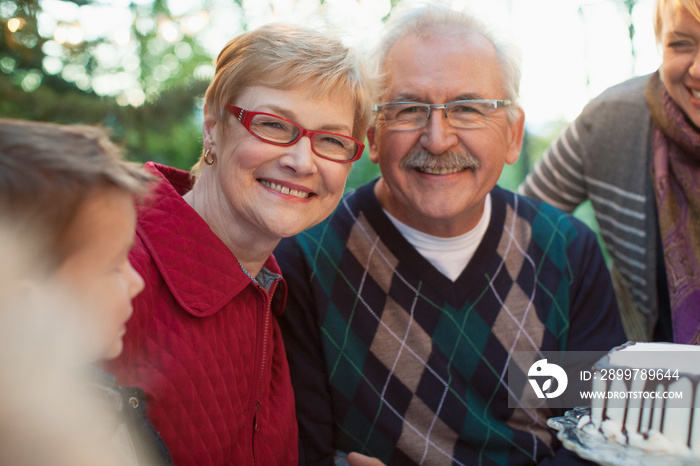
1, 0, 220, 169
0, 0, 648, 193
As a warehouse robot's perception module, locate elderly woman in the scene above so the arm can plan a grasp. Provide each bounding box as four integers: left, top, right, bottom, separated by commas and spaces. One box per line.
105, 23, 373, 465
520, 0, 700, 344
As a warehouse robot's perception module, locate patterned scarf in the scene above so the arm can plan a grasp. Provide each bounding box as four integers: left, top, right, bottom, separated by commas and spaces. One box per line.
646, 72, 700, 344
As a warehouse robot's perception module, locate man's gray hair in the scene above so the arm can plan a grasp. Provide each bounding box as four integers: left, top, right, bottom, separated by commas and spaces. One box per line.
370, 4, 522, 122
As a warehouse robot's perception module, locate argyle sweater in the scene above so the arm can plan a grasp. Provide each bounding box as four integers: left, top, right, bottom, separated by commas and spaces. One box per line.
276, 179, 626, 466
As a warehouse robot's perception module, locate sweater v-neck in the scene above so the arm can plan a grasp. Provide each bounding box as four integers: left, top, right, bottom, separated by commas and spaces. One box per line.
351, 178, 506, 306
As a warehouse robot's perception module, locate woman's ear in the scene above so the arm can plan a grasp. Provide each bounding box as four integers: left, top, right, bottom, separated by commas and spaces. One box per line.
202, 116, 218, 152
202, 103, 220, 151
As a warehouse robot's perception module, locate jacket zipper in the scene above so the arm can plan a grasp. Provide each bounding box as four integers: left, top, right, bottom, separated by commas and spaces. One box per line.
252, 400, 261, 465
252, 281, 275, 465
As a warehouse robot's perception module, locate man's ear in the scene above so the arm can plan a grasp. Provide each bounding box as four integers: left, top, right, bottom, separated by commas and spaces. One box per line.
505, 107, 525, 166
367, 126, 379, 164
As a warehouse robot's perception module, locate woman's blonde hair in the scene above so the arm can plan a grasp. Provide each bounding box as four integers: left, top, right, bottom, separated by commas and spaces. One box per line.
654, 0, 700, 42
192, 22, 374, 174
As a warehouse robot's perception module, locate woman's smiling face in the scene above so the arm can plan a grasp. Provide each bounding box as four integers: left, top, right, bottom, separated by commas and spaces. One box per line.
203, 84, 355, 243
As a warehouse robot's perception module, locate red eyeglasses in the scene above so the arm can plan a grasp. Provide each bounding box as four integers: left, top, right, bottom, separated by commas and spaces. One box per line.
226, 104, 364, 163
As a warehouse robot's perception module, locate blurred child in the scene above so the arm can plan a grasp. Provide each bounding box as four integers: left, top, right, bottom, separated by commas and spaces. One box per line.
0, 118, 172, 466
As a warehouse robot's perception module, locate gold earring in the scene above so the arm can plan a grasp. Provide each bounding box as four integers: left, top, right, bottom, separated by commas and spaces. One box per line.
204, 148, 215, 165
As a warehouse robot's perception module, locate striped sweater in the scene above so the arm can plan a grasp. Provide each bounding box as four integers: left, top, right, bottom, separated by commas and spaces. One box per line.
519, 74, 659, 341
276, 180, 626, 465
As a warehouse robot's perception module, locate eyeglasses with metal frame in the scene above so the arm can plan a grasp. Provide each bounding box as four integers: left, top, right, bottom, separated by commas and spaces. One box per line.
225, 104, 364, 163
372, 99, 512, 131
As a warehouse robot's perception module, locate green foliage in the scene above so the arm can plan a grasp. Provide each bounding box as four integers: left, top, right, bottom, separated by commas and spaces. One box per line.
0, 73, 207, 169
0, 0, 213, 169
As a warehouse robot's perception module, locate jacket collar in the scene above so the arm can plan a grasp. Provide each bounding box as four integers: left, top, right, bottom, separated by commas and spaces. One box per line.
135, 162, 286, 317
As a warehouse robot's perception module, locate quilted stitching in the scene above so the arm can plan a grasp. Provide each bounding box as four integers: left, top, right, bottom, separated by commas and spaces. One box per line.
138, 169, 247, 317
105, 163, 298, 465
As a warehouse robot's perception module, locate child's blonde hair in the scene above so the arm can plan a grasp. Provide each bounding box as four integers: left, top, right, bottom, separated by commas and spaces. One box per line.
0, 118, 152, 270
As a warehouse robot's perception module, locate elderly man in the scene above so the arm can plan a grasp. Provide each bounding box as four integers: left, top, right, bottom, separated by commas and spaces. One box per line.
276, 5, 626, 465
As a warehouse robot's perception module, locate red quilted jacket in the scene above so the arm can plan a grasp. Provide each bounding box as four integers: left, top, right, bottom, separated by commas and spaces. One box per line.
105, 163, 299, 465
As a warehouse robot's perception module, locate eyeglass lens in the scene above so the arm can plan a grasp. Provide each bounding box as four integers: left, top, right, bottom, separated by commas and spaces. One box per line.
249, 113, 358, 161
380, 101, 500, 130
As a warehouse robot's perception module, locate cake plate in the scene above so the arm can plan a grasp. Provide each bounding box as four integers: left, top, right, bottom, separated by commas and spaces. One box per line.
547, 407, 700, 466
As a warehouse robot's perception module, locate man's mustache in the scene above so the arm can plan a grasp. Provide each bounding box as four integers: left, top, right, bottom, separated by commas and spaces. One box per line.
399, 148, 480, 170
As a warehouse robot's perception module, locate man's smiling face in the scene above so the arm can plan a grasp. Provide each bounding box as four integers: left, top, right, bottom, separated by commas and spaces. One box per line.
369, 32, 524, 238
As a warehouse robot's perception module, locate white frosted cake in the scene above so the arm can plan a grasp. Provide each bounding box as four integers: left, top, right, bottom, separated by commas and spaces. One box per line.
585, 342, 700, 456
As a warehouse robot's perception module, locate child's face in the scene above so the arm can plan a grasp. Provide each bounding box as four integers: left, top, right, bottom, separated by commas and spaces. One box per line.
52, 188, 144, 361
